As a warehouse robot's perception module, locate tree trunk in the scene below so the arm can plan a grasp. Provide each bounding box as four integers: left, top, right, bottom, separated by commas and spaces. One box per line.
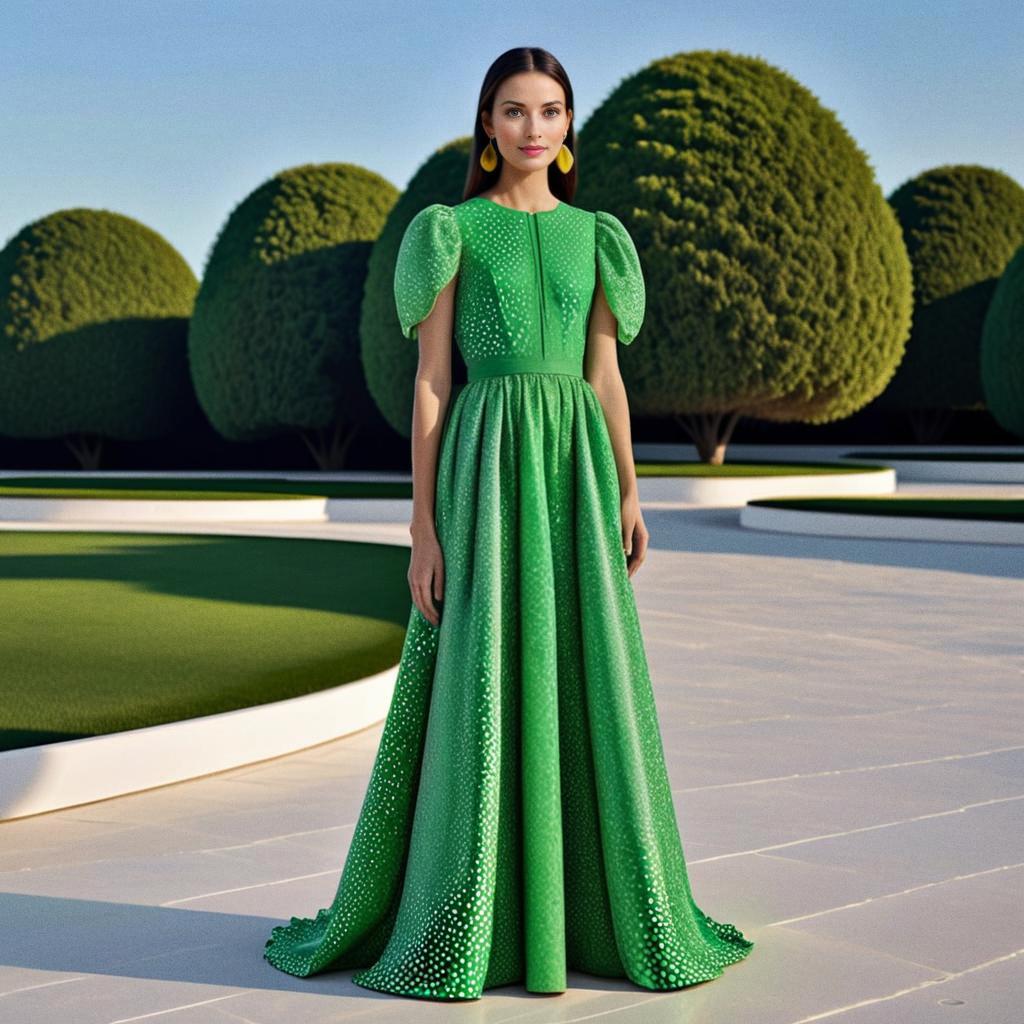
672, 410, 742, 464
906, 407, 953, 444
298, 418, 359, 470
64, 432, 104, 470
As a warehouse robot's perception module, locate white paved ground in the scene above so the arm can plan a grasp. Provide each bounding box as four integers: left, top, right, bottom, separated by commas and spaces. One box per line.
1, 450, 1022, 1023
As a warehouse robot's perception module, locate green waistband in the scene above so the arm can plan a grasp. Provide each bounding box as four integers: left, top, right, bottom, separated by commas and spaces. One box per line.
467, 357, 584, 382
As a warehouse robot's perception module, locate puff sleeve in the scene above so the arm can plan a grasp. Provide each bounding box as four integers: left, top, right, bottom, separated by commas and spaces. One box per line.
595, 209, 646, 344
393, 203, 462, 341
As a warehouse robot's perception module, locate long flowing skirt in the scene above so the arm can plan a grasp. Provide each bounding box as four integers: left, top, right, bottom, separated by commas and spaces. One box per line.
263, 371, 755, 1000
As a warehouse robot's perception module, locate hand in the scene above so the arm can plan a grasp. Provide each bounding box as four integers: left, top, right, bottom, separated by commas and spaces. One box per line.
408, 524, 445, 627
621, 493, 649, 578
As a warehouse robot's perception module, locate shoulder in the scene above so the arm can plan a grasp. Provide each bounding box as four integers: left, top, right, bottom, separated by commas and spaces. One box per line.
594, 209, 643, 270
408, 200, 455, 221
402, 202, 459, 238
396, 201, 462, 262
393, 205, 461, 340
594, 209, 636, 243
594, 209, 643, 267
396, 203, 462, 263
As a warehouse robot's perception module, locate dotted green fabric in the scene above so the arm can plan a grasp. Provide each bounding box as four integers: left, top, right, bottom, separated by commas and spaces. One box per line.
393, 197, 646, 357
263, 196, 754, 1000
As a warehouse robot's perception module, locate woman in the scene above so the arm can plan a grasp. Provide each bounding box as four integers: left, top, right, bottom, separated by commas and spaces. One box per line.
263, 46, 755, 1001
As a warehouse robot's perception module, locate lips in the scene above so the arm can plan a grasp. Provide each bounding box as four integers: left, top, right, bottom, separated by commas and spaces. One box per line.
521, 146, 546, 154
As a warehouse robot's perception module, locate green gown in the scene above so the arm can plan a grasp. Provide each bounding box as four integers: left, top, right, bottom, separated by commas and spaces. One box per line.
263, 195, 755, 999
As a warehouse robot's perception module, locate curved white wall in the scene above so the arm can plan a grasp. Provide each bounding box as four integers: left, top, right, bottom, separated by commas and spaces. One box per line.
740, 504, 1024, 545
0, 496, 328, 522
637, 467, 895, 505
0, 662, 398, 821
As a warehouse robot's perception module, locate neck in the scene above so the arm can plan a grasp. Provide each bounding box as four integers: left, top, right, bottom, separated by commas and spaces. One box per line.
486, 170, 557, 212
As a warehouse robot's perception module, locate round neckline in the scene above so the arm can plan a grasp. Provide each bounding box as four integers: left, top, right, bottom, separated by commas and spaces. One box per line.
472, 195, 562, 216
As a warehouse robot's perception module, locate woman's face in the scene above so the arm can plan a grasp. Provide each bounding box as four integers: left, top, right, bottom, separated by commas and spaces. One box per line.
481, 71, 572, 172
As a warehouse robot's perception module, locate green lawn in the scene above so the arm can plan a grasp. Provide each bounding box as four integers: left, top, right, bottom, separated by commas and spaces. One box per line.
0, 477, 412, 499
0, 531, 412, 752
634, 459, 889, 476
748, 497, 1024, 522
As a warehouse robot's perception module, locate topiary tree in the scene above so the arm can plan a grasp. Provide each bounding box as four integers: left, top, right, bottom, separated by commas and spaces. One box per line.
880, 165, 1024, 442
0, 208, 198, 468
361, 138, 472, 437
575, 50, 913, 464
980, 243, 1024, 439
189, 162, 399, 469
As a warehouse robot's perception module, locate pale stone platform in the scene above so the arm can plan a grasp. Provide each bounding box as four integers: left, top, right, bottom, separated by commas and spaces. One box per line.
1, 447, 1021, 1022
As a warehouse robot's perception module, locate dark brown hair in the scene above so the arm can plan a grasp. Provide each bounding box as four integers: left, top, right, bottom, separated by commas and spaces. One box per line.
463, 47, 577, 202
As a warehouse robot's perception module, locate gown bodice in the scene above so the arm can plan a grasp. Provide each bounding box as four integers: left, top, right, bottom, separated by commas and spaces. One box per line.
394, 196, 646, 381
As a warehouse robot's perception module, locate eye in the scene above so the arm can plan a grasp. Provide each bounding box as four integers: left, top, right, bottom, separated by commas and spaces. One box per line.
505, 108, 562, 117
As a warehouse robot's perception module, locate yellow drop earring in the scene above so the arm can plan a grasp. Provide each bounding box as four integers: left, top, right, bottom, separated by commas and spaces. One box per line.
556, 138, 574, 173
480, 136, 498, 172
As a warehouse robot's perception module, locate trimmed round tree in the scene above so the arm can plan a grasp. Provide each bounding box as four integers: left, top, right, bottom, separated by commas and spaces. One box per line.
980, 243, 1024, 438
0, 208, 198, 468
189, 163, 399, 469
881, 165, 1024, 441
575, 50, 913, 463
361, 137, 472, 437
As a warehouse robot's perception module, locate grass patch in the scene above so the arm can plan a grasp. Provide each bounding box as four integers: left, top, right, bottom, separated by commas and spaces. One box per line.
0, 531, 412, 752
748, 497, 1024, 522
0, 477, 413, 500
635, 459, 888, 477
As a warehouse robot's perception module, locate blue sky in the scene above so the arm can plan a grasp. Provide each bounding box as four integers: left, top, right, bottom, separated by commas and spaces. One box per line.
2, 0, 1021, 277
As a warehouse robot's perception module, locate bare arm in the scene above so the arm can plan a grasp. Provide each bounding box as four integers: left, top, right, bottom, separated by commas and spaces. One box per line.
407, 273, 457, 625
583, 275, 649, 577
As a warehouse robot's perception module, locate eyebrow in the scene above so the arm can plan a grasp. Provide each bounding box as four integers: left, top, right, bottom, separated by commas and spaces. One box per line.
500, 99, 562, 106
